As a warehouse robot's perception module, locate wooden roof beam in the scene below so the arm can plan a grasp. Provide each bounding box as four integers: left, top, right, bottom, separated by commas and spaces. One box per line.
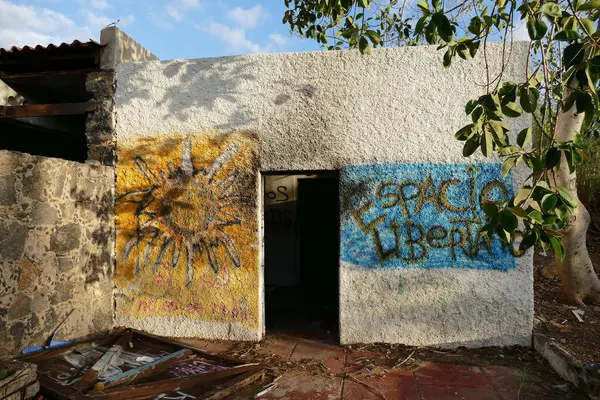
0, 102, 95, 118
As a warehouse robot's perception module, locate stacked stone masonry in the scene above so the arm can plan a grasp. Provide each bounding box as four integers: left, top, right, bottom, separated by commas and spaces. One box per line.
86, 71, 116, 166
0, 150, 114, 356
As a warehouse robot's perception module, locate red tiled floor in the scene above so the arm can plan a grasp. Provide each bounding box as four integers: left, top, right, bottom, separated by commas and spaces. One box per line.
481, 365, 519, 399
342, 371, 419, 399
415, 363, 491, 388
344, 350, 385, 373
290, 340, 347, 374
259, 372, 343, 400
257, 338, 297, 360
419, 385, 502, 400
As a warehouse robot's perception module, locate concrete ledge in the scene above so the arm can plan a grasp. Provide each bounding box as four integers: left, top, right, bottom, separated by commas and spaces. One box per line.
533, 333, 595, 394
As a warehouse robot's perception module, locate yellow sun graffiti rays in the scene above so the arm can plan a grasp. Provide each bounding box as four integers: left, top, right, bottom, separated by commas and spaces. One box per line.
118, 136, 252, 286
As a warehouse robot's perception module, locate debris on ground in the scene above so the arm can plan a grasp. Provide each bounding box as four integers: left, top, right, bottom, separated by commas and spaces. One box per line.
13, 328, 272, 400
0, 360, 39, 400
534, 236, 600, 364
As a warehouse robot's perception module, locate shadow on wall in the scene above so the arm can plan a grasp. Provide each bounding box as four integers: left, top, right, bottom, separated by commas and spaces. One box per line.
118, 57, 258, 129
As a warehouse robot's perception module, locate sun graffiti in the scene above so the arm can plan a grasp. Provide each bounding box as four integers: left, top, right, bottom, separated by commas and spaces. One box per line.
118, 137, 252, 286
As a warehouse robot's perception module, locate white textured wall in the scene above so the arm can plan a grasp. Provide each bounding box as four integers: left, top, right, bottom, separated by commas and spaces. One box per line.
115, 43, 533, 346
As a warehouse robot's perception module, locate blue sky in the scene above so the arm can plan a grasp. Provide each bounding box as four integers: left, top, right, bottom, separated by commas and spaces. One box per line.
0, 0, 322, 59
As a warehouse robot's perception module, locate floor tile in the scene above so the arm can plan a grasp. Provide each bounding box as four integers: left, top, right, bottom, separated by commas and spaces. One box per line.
290, 340, 347, 374
259, 372, 342, 400
257, 338, 297, 360
419, 385, 502, 400
342, 372, 419, 399
415, 364, 491, 388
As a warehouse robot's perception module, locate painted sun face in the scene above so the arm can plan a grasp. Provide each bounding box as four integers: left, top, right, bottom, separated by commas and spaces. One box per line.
118, 137, 251, 286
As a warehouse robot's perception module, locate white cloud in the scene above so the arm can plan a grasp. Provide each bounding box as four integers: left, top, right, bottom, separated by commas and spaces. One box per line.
196, 21, 263, 54
0, 0, 94, 48
90, 0, 111, 10
227, 4, 268, 30
85, 10, 135, 31
165, 0, 200, 21
268, 33, 289, 47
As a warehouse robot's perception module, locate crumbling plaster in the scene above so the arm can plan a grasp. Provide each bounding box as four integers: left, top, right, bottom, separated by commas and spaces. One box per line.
0, 150, 114, 356
115, 43, 533, 346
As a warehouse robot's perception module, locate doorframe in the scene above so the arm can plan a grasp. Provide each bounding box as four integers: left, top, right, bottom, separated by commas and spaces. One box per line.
259, 170, 340, 339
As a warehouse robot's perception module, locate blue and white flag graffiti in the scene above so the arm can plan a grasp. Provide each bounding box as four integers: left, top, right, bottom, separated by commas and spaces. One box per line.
340, 163, 518, 270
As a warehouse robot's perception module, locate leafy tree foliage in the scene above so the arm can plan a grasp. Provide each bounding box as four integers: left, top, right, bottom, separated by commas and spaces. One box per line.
283, 0, 600, 261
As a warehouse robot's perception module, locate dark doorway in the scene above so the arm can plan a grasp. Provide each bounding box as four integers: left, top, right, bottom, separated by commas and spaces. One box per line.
263, 173, 339, 341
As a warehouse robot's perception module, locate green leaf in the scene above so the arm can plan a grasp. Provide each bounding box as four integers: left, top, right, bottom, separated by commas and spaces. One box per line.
553, 30, 582, 41
529, 210, 544, 223
549, 235, 565, 259
463, 136, 479, 157
465, 100, 479, 115
515, 187, 532, 205
541, 193, 558, 212
468, 17, 482, 35
359, 36, 370, 54
510, 206, 529, 218
483, 202, 498, 218
457, 43, 470, 60
481, 129, 493, 157
527, 18, 548, 40
443, 49, 452, 68
438, 15, 453, 42
578, 0, 600, 10
580, 18, 596, 35
502, 157, 517, 176
520, 87, 539, 113
471, 105, 484, 123
556, 205, 570, 220
539, 2, 561, 18
546, 147, 561, 169
575, 0, 600, 11
556, 186, 577, 207
499, 209, 518, 233
501, 102, 523, 117
417, 0, 430, 13
455, 124, 474, 140
576, 92, 591, 114
519, 229, 537, 251
517, 127, 532, 147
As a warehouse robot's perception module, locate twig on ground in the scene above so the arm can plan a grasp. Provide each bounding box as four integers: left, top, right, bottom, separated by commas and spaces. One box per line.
346, 375, 388, 400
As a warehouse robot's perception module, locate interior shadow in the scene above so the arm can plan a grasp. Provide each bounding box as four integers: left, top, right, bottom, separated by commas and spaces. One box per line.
264, 173, 340, 342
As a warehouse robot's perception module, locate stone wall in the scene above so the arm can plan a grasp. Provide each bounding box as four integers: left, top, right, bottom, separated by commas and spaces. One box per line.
86, 71, 116, 166
0, 150, 114, 356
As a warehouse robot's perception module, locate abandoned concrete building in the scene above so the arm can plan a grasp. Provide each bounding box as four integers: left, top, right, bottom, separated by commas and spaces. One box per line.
0, 27, 533, 357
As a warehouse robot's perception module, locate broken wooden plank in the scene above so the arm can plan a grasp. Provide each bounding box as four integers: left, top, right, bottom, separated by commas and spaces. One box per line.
130, 329, 245, 366
0, 102, 95, 118
203, 370, 264, 400
100, 348, 192, 390
72, 331, 134, 392
37, 376, 79, 400
82, 365, 262, 400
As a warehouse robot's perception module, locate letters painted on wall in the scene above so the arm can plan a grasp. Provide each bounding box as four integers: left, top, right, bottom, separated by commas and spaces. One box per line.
115, 132, 259, 328
340, 163, 517, 270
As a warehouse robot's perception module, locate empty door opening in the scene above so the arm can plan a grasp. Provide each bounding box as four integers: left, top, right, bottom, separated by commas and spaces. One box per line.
263, 172, 339, 340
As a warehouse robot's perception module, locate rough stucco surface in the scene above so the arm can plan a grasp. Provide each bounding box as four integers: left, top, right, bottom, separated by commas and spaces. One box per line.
114, 133, 261, 341
115, 43, 533, 346
0, 151, 114, 356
